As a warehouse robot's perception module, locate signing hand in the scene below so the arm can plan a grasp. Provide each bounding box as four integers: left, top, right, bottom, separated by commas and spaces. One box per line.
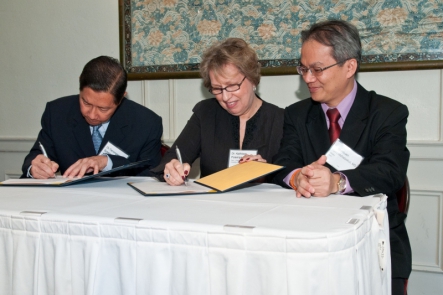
63, 155, 108, 178
30, 154, 59, 179
164, 159, 190, 186
238, 154, 267, 164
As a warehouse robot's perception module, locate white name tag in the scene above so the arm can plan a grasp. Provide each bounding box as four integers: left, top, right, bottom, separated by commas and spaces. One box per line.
228, 149, 258, 167
99, 141, 129, 159
325, 139, 363, 170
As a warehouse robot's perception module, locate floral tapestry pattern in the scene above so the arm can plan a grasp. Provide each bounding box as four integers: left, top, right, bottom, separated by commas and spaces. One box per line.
121, 0, 443, 75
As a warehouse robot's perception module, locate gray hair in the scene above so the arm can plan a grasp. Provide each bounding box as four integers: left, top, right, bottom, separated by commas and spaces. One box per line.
301, 20, 362, 73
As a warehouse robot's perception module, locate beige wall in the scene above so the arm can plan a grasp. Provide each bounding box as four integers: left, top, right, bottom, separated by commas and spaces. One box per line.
0, 1, 442, 293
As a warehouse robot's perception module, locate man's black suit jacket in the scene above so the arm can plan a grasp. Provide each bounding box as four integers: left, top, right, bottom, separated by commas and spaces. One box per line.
21, 95, 162, 177
273, 82, 411, 279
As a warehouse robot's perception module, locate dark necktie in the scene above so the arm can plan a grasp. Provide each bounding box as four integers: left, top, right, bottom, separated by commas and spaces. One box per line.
327, 108, 341, 144
92, 124, 103, 154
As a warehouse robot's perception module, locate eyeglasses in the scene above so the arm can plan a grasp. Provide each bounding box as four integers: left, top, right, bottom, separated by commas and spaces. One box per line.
296, 59, 350, 77
209, 76, 247, 95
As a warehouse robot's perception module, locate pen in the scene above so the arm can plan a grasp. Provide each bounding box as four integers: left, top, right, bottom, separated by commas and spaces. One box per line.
39, 141, 49, 158
175, 145, 188, 186
38, 141, 56, 179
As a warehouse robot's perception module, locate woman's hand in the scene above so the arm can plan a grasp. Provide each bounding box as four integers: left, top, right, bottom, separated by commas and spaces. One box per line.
238, 154, 267, 164
164, 159, 191, 186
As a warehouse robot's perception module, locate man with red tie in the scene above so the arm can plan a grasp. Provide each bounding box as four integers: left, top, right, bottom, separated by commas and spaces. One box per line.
272, 20, 411, 295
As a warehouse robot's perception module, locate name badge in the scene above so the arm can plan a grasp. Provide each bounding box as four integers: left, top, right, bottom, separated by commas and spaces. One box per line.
228, 149, 258, 167
325, 139, 363, 170
99, 141, 129, 159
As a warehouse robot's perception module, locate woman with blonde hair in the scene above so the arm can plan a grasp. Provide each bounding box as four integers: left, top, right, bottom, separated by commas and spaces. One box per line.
153, 38, 284, 185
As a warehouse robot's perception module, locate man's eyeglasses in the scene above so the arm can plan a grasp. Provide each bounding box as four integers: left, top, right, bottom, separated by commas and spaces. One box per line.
209, 76, 247, 95
296, 59, 350, 77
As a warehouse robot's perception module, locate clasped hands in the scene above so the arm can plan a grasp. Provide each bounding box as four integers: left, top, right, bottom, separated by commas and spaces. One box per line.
293, 155, 341, 198
30, 154, 108, 179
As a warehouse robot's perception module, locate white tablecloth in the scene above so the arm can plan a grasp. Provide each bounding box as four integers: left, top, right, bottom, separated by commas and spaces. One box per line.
0, 177, 391, 295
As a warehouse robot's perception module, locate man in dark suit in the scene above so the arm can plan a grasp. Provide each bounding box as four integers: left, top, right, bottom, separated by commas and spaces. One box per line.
273, 20, 411, 295
22, 56, 162, 178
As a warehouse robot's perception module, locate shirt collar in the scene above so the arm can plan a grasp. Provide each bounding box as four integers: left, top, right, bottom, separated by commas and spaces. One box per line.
89, 120, 110, 136
321, 79, 357, 122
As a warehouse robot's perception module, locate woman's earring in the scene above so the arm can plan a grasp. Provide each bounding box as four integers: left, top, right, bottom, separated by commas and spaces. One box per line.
253, 86, 257, 91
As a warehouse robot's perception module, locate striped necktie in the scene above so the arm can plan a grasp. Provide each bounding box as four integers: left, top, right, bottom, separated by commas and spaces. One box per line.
92, 124, 103, 154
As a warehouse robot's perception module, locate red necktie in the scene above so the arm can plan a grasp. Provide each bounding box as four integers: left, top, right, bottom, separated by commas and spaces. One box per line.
327, 108, 341, 144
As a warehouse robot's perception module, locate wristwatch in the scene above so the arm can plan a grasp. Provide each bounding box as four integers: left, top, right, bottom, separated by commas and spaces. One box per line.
335, 173, 346, 194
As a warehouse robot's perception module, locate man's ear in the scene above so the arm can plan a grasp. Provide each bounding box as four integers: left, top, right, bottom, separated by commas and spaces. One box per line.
115, 92, 127, 106
120, 92, 128, 105
345, 58, 358, 78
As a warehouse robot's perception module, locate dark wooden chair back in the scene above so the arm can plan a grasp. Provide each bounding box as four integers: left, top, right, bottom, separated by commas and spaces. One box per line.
396, 177, 410, 214
395, 177, 410, 294
160, 142, 171, 157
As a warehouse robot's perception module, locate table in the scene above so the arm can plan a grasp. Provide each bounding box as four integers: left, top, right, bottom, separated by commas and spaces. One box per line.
0, 177, 391, 295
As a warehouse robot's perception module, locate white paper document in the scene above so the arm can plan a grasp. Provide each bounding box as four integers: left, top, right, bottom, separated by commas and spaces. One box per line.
1, 176, 77, 185
128, 179, 215, 196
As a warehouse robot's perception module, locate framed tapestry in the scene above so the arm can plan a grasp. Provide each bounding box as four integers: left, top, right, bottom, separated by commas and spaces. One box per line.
119, 0, 443, 80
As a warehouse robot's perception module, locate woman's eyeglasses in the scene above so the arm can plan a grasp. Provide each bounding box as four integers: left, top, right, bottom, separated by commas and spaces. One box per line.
209, 76, 247, 95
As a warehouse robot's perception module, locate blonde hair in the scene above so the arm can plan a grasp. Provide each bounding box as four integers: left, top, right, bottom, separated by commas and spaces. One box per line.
200, 38, 261, 89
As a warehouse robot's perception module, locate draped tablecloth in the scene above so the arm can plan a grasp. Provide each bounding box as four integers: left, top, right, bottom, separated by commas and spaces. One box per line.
0, 177, 391, 295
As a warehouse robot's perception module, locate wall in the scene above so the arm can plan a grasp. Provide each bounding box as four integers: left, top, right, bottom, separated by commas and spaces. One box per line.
0, 1, 442, 294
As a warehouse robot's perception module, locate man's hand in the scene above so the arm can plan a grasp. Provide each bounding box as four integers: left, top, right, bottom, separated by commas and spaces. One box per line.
294, 165, 315, 198
63, 155, 108, 178
30, 154, 59, 179
295, 155, 339, 198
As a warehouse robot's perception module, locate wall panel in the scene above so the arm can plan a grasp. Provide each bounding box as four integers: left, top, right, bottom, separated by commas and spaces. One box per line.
358, 70, 442, 142
145, 80, 172, 140
407, 191, 443, 272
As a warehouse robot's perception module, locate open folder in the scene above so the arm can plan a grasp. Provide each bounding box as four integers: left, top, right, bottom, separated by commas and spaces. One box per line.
0, 159, 152, 187
128, 161, 284, 196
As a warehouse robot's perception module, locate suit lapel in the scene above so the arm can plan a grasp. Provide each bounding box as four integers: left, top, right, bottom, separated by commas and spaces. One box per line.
68, 99, 96, 156
302, 84, 369, 168
340, 83, 369, 149
68, 97, 131, 155
306, 103, 330, 157
101, 99, 130, 149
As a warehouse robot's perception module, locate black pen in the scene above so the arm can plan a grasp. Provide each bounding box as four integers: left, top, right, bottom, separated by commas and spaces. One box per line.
175, 145, 188, 186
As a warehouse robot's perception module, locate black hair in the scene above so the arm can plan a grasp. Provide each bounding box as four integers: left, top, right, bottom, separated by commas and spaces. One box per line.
79, 56, 127, 104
